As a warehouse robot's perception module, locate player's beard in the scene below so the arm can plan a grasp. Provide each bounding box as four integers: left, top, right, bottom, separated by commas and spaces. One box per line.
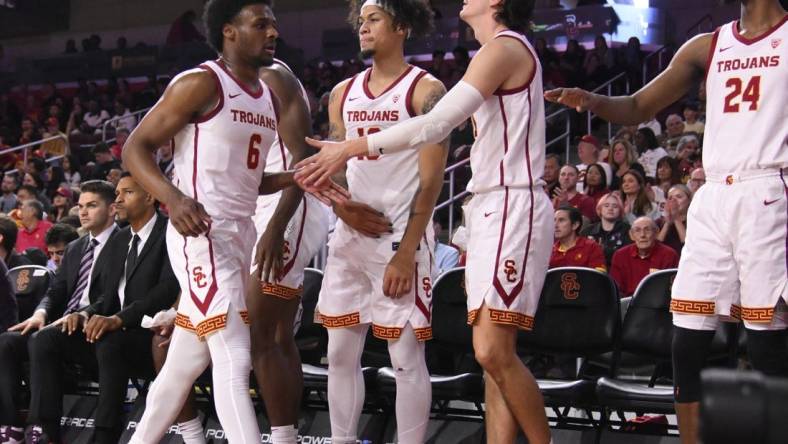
360, 48, 375, 59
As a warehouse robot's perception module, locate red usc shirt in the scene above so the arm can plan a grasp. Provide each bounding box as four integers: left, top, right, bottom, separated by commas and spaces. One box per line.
610, 242, 679, 297
550, 236, 607, 271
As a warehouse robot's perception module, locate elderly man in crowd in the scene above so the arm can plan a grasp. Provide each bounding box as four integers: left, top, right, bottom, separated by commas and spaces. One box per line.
610, 217, 679, 297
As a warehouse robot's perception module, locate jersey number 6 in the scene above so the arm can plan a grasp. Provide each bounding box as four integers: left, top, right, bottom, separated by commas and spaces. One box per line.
247, 133, 262, 169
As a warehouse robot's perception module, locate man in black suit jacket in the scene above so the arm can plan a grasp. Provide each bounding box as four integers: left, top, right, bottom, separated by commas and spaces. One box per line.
0, 180, 118, 442
80, 172, 179, 443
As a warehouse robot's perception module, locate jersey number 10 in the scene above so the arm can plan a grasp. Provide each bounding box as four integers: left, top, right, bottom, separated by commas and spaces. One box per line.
356, 127, 380, 161
723, 76, 761, 113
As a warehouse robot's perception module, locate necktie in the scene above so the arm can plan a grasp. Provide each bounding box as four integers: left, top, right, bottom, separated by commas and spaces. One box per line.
125, 234, 140, 282
65, 238, 99, 313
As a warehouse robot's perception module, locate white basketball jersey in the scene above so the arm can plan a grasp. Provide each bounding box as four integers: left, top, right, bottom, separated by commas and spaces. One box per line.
467, 30, 546, 193
334, 65, 433, 262
171, 60, 278, 219
703, 18, 788, 174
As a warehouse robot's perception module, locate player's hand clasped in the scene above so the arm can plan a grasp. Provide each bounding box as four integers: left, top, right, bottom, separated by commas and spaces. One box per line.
295, 137, 368, 188
544, 87, 598, 113
383, 251, 415, 299
167, 193, 212, 237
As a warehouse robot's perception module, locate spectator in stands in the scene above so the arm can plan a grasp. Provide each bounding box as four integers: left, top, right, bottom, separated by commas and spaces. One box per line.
62, 154, 82, 190
51, 186, 74, 223
582, 192, 631, 267
623, 37, 644, 89
18, 117, 39, 145
90, 143, 121, 181
157, 143, 174, 180
428, 49, 451, 84
550, 206, 606, 271
433, 218, 459, 278
609, 138, 641, 190
65, 101, 85, 136
64, 39, 78, 54
584, 35, 617, 88
662, 114, 686, 155
657, 184, 692, 257
656, 156, 682, 196
0, 216, 31, 269
552, 165, 596, 221
166, 10, 205, 46
44, 223, 79, 270
682, 101, 704, 134
583, 163, 609, 206
621, 170, 660, 223
635, 127, 667, 178
6, 181, 116, 444
543, 153, 562, 197
39, 117, 69, 158
576, 134, 612, 189
110, 128, 129, 160
82, 99, 111, 133
0, 135, 17, 171
109, 100, 135, 133
676, 135, 700, 181
106, 168, 123, 187
638, 116, 662, 137
687, 167, 706, 195
560, 39, 585, 87
610, 217, 679, 297
0, 174, 18, 214
16, 200, 52, 253
23, 248, 49, 268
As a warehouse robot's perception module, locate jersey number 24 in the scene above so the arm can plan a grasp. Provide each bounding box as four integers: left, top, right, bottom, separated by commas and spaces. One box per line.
723, 76, 760, 113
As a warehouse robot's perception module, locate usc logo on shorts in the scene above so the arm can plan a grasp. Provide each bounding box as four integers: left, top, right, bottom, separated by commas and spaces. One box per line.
560, 273, 580, 300
503, 259, 518, 283
192, 266, 208, 289
422, 277, 432, 298
282, 240, 292, 263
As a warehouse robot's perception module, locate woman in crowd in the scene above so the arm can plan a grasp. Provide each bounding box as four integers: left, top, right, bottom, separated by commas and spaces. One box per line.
550, 206, 606, 271
609, 139, 641, 191
583, 163, 610, 206
657, 184, 692, 256
635, 127, 668, 179
675, 134, 701, 181
655, 156, 682, 196
50, 186, 74, 223
61, 154, 82, 190
581, 192, 631, 267
621, 169, 660, 223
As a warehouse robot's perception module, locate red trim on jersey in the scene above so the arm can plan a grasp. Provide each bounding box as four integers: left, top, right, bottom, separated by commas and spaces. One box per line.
498, 96, 509, 187
493, 33, 536, 96
362, 65, 414, 100
732, 15, 788, 46
405, 70, 429, 117
193, 65, 224, 123
278, 138, 288, 170
279, 196, 307, 279
269, 85, 281, 124
339, 74, 358, 121
781, 170, 788, 281
704, 28, 721, 85
491, 187, 513, 306
414, 263, 431, 322
215, 59, 264, 98
192, 124, 199, 198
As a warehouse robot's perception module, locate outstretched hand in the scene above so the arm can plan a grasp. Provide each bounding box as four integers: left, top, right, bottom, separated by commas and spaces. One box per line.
544, 87, 597, 113
294, 137, 366, 188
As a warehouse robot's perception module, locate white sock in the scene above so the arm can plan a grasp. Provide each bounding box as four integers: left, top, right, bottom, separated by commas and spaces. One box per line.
178, 417, 206, 444
270, 424, 298, 444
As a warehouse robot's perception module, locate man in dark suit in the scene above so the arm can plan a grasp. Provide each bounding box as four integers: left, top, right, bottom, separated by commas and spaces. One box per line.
0, 180, 118, 444
81, 172, 179, 443
26, 173, 178, 444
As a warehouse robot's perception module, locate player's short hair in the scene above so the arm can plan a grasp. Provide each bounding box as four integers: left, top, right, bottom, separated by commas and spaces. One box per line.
80, 180, 116, 206
0, 216, 18, 251
45, 223, 79, 247
347, 0, 435, 38
203, 0, 273, 53
493, 0, 535, 33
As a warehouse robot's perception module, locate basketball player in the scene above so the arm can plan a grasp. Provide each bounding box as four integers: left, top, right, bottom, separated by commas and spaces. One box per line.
246, 57, 331, 444
315, 1, 448, 443
296, 1, 554, 442
542, 1, 787, 443
121, 1, 344, 443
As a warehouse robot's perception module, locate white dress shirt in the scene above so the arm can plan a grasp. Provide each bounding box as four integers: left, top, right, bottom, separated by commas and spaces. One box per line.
117, 214, 158, 307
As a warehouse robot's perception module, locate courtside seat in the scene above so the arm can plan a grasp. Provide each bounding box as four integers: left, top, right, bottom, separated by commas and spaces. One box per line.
596, 269, 737, 415
519, 267, 621, 418
8, 265, 52, 320
376, 268, 484, 414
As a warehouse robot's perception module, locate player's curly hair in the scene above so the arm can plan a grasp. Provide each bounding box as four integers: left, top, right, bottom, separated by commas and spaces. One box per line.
347, 0, 434, 39
203, 0, 273, 53
493, 0, 535, 33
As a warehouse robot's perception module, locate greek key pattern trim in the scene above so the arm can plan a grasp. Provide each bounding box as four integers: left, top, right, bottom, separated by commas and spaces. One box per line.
318, 312, 361, 328
730, 304, 774, 322
467, 308, 534, 331
261, 283, 303, 300
670, 299, 715, 315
